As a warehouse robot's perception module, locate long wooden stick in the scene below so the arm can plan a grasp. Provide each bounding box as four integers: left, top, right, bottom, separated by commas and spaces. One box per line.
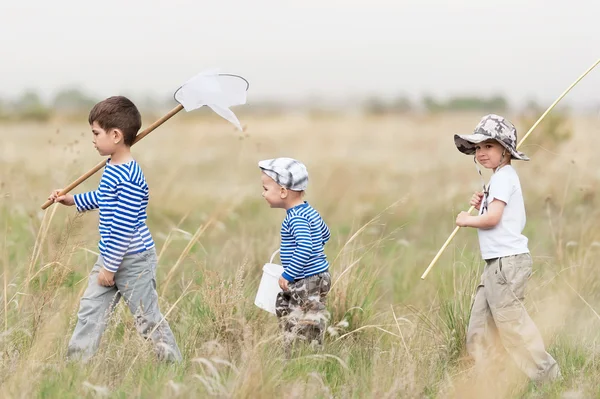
421, 58, 600, 280
40, 104, 184, 209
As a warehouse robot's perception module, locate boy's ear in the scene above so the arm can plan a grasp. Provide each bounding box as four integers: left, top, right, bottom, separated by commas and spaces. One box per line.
280, 187, 288, 199
110, 128, 124, 144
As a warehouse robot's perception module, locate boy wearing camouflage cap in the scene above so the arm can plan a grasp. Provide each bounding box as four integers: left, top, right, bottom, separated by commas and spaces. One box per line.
259, 158, 331, 349
454, 114, 560, 382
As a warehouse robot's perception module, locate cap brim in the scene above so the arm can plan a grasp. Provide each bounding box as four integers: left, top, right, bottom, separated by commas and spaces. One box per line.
258, 159, 273, 170
454, 134, 529, 161
454, 134, 489, 155
507, 148, 530, 161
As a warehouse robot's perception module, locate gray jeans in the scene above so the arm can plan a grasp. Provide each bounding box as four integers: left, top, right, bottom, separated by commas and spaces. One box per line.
466, 253, 559, 381
67, 248, 182, 362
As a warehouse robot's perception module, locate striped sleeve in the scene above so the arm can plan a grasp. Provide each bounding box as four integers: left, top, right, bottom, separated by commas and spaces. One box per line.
100, 180, 144, 272
73, 191, 100, 212
281, 216, 313, 282
320, 218, 331, 244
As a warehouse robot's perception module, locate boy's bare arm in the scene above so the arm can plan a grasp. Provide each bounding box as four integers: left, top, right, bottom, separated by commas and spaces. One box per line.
456, 200, 505, 229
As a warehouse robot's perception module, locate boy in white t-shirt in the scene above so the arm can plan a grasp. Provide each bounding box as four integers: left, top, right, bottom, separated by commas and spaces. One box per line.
454, 114, 560, 382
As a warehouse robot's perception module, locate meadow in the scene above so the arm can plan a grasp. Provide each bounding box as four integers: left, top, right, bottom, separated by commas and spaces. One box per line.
1, 111, 600, 398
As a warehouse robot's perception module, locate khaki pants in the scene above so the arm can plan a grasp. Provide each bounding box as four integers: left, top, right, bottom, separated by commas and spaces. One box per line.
466, 253, 560, 381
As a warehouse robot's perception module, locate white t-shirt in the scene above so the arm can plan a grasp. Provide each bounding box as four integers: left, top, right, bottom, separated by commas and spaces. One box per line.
477, 165, 529, 260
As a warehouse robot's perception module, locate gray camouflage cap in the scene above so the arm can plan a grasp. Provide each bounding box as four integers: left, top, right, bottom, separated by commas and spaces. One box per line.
258, 157, 309, 191
454, 114, 529, 161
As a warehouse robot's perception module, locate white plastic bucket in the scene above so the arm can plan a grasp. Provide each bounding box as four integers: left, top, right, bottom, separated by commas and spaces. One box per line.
254, 250, 284, 314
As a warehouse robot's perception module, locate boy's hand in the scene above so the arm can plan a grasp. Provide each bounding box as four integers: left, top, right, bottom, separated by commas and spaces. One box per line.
470, 191, 484, 210
278, 276, 289, 291
98, 268, 115, 287
48, 189, 75, 206
456, 211, 472, 227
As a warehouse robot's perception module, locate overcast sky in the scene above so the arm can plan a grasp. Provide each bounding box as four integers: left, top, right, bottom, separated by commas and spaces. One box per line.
1, 0, 598, 107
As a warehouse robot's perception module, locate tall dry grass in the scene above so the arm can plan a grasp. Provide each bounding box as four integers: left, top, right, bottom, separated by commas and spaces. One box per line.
1, 112, 600, 397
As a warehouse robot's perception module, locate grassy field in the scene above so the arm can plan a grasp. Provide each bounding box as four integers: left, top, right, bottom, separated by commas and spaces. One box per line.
1, 111, 600, 398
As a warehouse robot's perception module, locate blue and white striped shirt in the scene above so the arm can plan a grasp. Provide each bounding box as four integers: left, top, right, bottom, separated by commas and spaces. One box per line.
280, 202, 330, 282
73, 159, 155, 272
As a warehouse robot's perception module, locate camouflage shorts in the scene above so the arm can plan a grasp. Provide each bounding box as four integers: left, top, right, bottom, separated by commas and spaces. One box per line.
275, 272, 331, 346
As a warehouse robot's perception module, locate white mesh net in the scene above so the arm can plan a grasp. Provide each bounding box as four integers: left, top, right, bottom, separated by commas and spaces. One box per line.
174, 69, 248, 130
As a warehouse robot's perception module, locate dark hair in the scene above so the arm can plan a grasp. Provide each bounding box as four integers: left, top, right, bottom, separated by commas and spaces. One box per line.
88, 96, 141, 146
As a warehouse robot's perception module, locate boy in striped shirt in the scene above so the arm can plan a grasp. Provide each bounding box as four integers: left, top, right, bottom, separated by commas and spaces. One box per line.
48, 96, 182, 362
259, 158, 331, 348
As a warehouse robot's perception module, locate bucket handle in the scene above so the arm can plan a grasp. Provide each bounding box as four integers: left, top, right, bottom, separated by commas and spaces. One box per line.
269, 249, 280, 264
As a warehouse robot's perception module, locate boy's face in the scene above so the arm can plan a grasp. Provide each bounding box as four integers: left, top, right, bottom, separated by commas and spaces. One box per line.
475, 139, 507, 169
91, 121, 122, 156
261, 172, 286, 208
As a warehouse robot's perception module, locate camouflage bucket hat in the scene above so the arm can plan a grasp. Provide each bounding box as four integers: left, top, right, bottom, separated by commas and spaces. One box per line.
454, 114, 529, 161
